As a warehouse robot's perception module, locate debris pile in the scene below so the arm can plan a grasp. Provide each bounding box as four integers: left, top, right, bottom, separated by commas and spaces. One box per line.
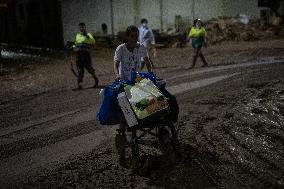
204, 16, 284, 44
150, 16, 284, 48
93, 16, 283, 48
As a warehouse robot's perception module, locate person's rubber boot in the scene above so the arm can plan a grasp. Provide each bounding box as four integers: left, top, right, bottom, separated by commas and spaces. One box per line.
93, 76, 99, 88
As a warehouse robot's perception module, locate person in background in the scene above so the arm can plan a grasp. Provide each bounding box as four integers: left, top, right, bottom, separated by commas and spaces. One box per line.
74, 22, 99, 89
188, 18, 208, 69
138, 18, 156, 68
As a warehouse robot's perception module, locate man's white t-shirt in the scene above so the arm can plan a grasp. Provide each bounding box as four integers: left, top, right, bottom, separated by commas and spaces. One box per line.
114, 43, 148, 81
139, 26, 155, 50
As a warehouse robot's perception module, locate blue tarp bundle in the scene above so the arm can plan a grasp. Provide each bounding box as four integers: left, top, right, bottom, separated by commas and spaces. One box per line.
96, 80, 125, 125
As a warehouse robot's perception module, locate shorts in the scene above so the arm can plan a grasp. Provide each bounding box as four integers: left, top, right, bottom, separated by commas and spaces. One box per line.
191, 38, 204, 49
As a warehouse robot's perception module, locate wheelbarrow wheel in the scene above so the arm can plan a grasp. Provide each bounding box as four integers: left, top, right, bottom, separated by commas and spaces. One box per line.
130, 130, 141, 169
115, 130, 141, 169
158, 122, 179, 166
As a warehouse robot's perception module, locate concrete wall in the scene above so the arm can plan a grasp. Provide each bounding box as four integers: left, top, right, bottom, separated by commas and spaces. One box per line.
61, 0, 261, 43
61, 0, 136, 42
112, 0, 135, 33
61, 0, 112, 43
132, 0, 194, 32
162, 0, 193, 31
139, 0, 161, 30
195, 0, 224, 20
223, 0, 261, 19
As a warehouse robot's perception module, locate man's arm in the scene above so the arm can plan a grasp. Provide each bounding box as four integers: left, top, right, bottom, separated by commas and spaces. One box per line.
113, 45, 122, 79
113, 61, 120, 80
87, 33, 96, 46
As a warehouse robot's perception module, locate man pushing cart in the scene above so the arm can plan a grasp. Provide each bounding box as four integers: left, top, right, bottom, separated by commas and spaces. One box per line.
97, 26, 179, 170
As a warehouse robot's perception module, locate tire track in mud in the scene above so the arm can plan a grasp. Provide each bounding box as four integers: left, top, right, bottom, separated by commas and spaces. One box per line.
179, 110, 273, 189
0, 126, 116, 186
177, 108, 243, 188
0, 85, 104, 129
228, 120, 284, 172
164, 55, 284, 80
0, 61, 256, 142
0, 107, 99, 145
0, 109, 80, 137
176, 67, 284, 188
226, 129, 282, 188
0, 119, 100, 159
222, 95, 284, 188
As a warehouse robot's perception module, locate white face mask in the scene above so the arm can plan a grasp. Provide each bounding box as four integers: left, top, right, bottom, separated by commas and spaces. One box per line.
142, 23, 147, 27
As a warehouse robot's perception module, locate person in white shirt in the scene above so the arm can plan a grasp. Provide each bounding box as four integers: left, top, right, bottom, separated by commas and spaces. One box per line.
114, 25, 152, 82
113, 25, 153, 167
138, 19, 155, 49
138, 19, 156, 68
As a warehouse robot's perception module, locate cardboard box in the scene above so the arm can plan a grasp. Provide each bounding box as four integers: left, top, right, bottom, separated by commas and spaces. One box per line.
117, 92, 138, 127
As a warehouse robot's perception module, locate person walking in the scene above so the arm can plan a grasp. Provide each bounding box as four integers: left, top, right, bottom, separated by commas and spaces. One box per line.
138, 18, 156, 68
74, 22, 99, 89
188, 19, 208, 69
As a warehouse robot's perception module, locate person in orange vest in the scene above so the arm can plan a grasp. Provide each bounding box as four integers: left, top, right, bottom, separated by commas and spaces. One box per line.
188, 19, 208, 69
74, 22, 99, 89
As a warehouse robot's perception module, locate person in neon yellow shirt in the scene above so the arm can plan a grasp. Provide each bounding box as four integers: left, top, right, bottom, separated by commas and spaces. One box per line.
188, 19, 208, 69
74, 22, 99, 89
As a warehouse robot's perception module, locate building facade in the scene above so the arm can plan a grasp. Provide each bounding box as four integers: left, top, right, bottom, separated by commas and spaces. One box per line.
1, 0, 282, 47
60, 0, 262, 43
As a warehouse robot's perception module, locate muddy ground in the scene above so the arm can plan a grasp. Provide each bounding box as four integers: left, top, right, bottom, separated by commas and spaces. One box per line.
0, 39, 284, 189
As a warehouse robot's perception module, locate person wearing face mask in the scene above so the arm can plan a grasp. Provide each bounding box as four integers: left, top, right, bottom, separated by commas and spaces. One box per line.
73, 22, 99, 89
188, 19, 208, 69
138, 18, 156, 68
